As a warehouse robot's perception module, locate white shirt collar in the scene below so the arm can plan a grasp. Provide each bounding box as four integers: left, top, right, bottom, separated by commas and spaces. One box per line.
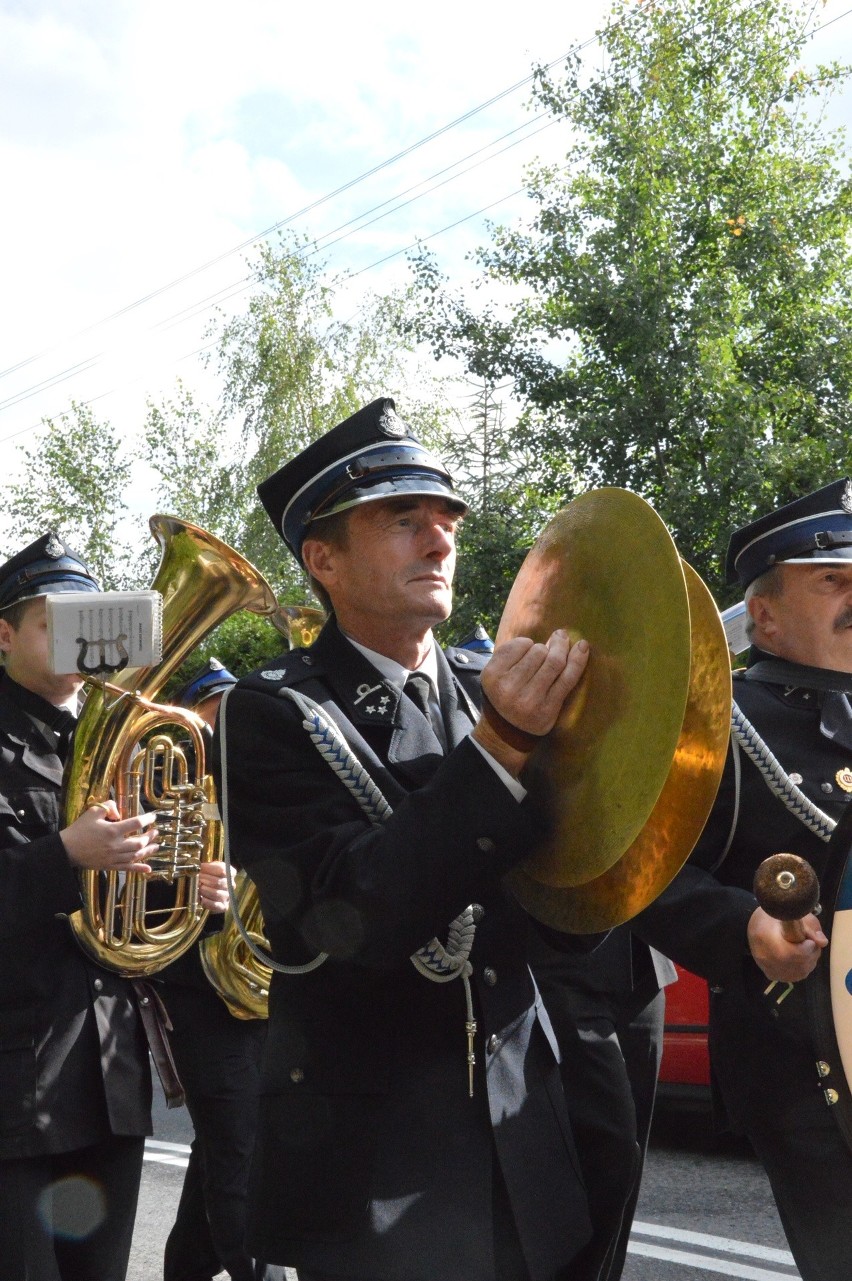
343, 632, 440, 694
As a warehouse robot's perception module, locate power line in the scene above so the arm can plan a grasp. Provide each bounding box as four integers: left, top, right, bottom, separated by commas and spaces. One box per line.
0, 112, 560, 416
0, 21, 619, 388
3, 0, 848, 446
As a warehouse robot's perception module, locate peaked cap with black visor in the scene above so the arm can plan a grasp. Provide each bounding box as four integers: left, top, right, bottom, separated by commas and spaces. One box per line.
726, 478, 852, 590
0, 531, 100, 614
257, 397, 468, 565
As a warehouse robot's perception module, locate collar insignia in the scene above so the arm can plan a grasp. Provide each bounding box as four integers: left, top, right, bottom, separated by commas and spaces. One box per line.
842, 480, 852, 516
45, 534, 65, 559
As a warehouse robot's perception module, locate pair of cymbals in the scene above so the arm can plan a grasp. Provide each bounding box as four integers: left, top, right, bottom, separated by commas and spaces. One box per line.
498, 488, 731, 933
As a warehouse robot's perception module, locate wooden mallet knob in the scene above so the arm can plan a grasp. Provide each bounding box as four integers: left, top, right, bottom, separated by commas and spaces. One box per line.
753, 853, 821, 943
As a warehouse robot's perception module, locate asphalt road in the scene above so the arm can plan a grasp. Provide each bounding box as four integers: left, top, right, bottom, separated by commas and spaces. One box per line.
128, 1089, 798, 1281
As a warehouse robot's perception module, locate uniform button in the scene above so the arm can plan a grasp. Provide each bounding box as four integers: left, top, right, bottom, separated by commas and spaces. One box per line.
789, 773, 803, 785
93, 978, 104, 992
822, 782, 834, 794
709, 984, 725, 995
16, 808, 26, 819
290, 1068, 305, 1083
476, 837, 495, 854
471, 903, 485, 923
483, 967, 497, 987
487, 1034, 501, 1055
457, 653, 470, 664
301, 655, 314, 666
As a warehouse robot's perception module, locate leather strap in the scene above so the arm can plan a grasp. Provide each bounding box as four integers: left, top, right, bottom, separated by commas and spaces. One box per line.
131, 979, 185, 1109
479, 693, 542, 754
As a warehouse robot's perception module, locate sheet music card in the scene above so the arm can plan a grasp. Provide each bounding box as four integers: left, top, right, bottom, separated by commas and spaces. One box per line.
46, 591, 164, 676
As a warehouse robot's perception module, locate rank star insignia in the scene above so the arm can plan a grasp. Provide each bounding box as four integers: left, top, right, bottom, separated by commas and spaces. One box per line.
836, 768, 852, 793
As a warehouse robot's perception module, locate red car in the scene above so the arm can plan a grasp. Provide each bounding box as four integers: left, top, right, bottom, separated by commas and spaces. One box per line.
658, 965, 710, 1098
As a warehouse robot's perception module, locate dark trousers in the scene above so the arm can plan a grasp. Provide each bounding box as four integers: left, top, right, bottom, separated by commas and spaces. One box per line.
534, 978, 665, 1281
161, 983, 283, 1281
0, 1135, 145, 1281
747, 1102, 852, 1281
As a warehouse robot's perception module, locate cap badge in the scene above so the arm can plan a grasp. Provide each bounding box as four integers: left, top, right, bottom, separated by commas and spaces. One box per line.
842, 481, 852, 516
379, 407, 406, 439
45, 533, 65, 559
836, 768, 852, 794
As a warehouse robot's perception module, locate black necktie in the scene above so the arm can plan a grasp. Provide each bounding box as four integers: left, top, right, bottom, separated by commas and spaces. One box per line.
404, 674, 435, 728
51, 709, 77, 761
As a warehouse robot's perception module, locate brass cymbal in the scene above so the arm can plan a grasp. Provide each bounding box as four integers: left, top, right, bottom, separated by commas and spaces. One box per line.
496, 488, 692, 888
505, 559, 731, 933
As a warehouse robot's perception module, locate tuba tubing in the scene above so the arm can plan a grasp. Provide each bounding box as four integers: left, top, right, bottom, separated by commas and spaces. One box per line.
64, 515, 278, 977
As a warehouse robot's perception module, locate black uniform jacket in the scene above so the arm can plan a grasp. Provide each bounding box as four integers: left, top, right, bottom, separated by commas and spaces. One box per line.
0, 671, 151, 1159
213, 619, 591, 1281
635, 649, 852, 1130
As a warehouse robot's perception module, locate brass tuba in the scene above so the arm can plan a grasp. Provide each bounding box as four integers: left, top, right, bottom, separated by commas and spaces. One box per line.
64, 515, 277, 976
199, 601, 326, 1019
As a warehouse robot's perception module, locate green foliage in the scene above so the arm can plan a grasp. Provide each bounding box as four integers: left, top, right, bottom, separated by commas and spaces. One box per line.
436, 383, 566, 638
164, 610, 291, 698
409, 0, 852, 601
2, 402, 142, 587
201, 236, 452, 594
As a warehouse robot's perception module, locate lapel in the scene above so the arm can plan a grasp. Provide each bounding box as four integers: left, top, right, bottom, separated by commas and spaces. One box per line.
435, 646, 479, 751
0, 682, 65, 788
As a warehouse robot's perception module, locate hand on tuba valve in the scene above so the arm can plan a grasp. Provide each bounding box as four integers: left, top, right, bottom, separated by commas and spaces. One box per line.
61, 800, 158, 873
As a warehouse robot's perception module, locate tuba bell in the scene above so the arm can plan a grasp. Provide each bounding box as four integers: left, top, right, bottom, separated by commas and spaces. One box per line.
64, 515, 277, 976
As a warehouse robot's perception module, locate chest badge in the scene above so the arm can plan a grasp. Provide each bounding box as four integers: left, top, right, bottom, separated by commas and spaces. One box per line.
836, 768, 852, 794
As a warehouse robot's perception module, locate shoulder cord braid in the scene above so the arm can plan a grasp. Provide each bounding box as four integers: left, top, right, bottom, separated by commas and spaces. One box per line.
731, 700, 835, 843
217, 685, 479, 1088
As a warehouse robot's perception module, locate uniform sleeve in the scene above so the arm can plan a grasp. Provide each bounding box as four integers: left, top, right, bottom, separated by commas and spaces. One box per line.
0, 831, 82, 942
214, 686, 549, 969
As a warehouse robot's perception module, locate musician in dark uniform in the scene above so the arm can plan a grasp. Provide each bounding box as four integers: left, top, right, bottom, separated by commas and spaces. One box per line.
161, 658, 284, 1281
213, 397, 596, 1281
635, 479, 852, 1281
0, 534, 157, 1281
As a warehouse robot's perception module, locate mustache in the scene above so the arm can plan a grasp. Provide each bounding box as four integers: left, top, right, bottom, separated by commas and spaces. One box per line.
835, 607, 852, 631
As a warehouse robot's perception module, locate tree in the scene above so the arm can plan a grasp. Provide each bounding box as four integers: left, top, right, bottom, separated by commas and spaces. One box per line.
440, 382, 566, 640
2, 402, 141, 587
207, 235, 456, 599
409, 0, 852, 600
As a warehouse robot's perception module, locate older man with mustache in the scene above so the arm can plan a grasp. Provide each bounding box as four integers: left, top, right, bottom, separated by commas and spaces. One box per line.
636, 478, 852, 1281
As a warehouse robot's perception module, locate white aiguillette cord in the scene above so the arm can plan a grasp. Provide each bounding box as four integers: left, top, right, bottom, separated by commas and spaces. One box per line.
217, 684, 480, 1095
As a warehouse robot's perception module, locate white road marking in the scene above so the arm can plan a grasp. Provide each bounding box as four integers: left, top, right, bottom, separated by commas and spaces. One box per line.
631, 1222, 796, 1266
629, 1221, 800, 1278
144, 1138, 190, 1167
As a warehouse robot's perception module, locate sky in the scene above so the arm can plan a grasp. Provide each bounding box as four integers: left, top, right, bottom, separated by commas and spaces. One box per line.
2, 0, 852, 522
